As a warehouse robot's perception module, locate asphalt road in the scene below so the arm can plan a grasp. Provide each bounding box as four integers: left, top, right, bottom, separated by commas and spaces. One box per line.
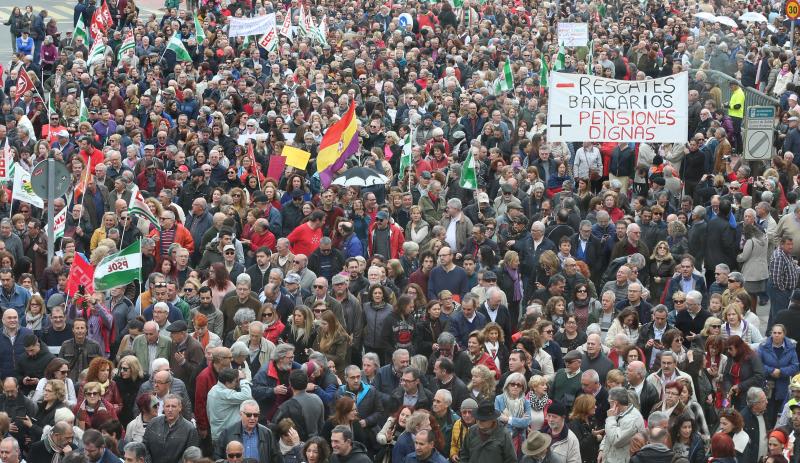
0, 0, 164, 66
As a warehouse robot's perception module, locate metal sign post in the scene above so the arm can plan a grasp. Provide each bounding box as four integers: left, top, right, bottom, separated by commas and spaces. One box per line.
30, 159, 71, 264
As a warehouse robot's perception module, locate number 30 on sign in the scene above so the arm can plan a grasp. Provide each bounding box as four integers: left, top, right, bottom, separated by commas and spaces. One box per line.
788, 0, 799, 20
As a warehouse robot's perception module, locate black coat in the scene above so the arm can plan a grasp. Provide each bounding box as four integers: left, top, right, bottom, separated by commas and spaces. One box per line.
705, 216, 737, 270
630, 444, 675, 463
478, 303, 513, 347
776, 304, 800, 359
570, 233, 605, 279
722, 354, 766, 410
638, 380, 661, 418
740, 407, 762, 463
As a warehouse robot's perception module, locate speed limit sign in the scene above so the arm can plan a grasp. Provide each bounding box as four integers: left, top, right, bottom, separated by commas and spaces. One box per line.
788, 0, 800, 20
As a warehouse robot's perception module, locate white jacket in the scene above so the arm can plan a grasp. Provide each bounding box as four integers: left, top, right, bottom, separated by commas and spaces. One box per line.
549, 428, 582, 463
599, 405, 645, 463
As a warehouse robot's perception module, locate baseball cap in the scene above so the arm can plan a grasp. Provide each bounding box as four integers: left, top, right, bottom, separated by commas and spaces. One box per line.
376, 211, 390, 220
332, 274, 349, 285
223, 244, 236, 252
477, 192, 490, 204
285, 273, 301, 284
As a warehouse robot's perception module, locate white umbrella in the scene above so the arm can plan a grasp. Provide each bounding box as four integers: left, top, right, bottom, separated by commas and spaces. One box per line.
694, 12, 717, 21
739, 11, 768, 23
715, 16, 739, 27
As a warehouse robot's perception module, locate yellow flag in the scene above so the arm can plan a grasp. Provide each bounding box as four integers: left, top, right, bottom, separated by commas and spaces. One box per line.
282, 146, 311, 170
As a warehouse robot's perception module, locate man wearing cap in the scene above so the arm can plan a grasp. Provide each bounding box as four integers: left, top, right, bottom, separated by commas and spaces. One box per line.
462, 192, 496, 226
551, 350, 583, 407
541, 400, 581, 462
368, 210, 406, 259
458, 400, 517, 463
179, 168, 211, 213
167, 320, 205, 398
281, 189, 306, 234
419, 181, 446, 227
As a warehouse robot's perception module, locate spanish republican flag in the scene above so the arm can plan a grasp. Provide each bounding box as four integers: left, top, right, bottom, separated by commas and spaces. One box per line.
317, 103, 360, 187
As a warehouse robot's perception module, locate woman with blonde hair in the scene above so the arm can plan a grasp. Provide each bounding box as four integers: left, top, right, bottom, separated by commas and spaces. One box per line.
24, 294, 49, 335
312, 310, 352, 376
721, 304, 763, 345
114, 355, 148, 427
467, 364, 497, 403
526, 375, 550, 431
495, 372, 531, 457
405, 205, 431, 247
649, 241, 675, 299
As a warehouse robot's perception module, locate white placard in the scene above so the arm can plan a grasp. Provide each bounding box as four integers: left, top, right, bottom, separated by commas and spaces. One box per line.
557, 22, 589, 47
228, 14, 276, 37
546, 72, 688, 143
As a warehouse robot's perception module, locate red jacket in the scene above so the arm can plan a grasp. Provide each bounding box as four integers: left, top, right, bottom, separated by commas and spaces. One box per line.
80, 147, 105, 175
367, 222, 405, 259
194, 365, 217, 432
251, 229, 276, 251
263, 319, 285, 344
149, 223, 195, 254
136, 169, 174, 195
472, 352, 500, 379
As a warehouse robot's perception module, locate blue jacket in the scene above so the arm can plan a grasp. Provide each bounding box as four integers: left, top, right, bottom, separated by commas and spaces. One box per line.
373, 364, 401, 401
0, 327, 33, 380
447, 311, 488, 350
494, 394, 532, 433
404, 449, 449, 463
759, 337, 799, 403
0, 285, 31, 323
342, 233, 364, 260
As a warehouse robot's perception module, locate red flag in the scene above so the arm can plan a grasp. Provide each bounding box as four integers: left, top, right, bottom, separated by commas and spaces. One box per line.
90, 10, 106, 41
65, 253, 95, 297
98, 0, 113, 25
15, 68, 34, 99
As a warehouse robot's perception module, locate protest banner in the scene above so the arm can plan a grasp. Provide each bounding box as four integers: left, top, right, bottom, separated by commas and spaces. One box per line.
546, 72, 688, 143
557, 23, 589, 47
228, 14, 276, 37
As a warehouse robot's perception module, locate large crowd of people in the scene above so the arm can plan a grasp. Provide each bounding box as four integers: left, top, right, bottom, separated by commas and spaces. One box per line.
2, 0, 800, 462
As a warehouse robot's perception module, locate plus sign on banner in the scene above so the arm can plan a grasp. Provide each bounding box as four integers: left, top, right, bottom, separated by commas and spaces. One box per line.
546, 72, 689, 143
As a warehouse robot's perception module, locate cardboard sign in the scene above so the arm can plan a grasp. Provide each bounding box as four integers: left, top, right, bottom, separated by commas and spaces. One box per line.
546, 72, 688, 143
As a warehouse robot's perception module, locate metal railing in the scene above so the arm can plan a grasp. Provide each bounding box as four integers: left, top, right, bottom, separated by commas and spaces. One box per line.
693, 68, 781, 108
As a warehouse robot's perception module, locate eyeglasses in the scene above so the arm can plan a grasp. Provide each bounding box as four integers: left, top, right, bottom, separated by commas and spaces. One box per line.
224, 251, 235, 255
263, 312, 274, 317
509, 383, 524, 388
232, 193, 241, 197
576, 289, 587, 293
293, 260, 302, 264
711, 325, 721, 328
86, 391, 100, 396
673, 299, 685, 303
120, 366, 130, 372
183, 287, 195, 293
242, 412, 259, 418
313, 285, 326, 289
227, 453, 243, 458
57, 368, 69, 374
313, 309, 326, 313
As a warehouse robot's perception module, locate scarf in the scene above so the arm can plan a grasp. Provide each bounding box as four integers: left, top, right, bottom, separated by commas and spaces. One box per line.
44, 431, 65, 463
505, 265, 523, 302
529, 392, 549, 411
279, 439, 295, 455
97, 379, 110, 395
193, 329, 210, 348
26, 311, 43, 330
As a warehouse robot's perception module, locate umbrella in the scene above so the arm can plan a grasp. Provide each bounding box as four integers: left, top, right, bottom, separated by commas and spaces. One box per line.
331, 167, 389, 187
739, 11, 768, 23
715, 16, 738, 27
694, 12, 717, 21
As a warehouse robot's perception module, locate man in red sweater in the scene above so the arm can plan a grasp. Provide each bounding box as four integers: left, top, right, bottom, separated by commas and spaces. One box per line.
287, 210, 324, 256
195, 346, 232, 441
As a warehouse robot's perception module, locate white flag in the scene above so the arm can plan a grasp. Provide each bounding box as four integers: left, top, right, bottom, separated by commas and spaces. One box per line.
12, 166, 43, 208
0, 145, 12, 180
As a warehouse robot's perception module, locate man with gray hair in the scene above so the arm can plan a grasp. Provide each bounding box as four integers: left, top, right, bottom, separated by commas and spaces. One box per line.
611, 222, 650, 262
336, 365, 384, 432
645, 351, 696, 401
219, 273, 261, 335
0, 436, 22, 463
215, 399, 281, 461
741, 387, 768, 462
630, 426, 674, 461
125, 442, 148, 463
308, 236, 345, 283
440, 197, 473, 252
431, 389, 459, 456
625, 361, 659, 418
675, 289, 710, 345
0, 219, 22, 263
598, 386, 645, 463
512, 220, 556, 298
252, 343, 300, 422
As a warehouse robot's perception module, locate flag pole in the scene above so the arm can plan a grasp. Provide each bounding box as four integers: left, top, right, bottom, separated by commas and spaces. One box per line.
75, 169, 91, 230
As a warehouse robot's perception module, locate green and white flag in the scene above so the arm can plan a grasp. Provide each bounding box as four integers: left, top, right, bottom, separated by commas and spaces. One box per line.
93, 240, 142, 291
79, 91, 89, 123
73, 16, 89, 45
129, 189, 161, 231
47, 92, 57, 119
451, 0, 463, 7
117, 30, 134, 61
315, 15, 328, 46
87, 41, 107, 68
193, 13, 206, 44
44, 205, 67, 239
298, 5, 308, 36
553, 43, 565, 72
398, 133, 413, 180
166, 35, 192, 61
494, 61, 513, 93
459, 150, 477, 190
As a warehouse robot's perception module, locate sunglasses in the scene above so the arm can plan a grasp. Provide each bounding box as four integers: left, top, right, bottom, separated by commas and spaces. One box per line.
225, 251, 236, 255
711, 325, 721, 328
313, 285, 325, 289
227, 453, 243, 458
243, 412, 259, 418
86, 391, 100, 396
120, 366, 130, 372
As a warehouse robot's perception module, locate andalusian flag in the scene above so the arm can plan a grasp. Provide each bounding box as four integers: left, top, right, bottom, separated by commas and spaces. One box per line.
298, 5, 308, 36
315, 15, 329, 46
451, 0, 463, 6
87, 40, 107, 68
93, 240, 142, 291
129, 189, 161, 231
79, 91, 89, 123
539, 58, 549, 96
73, 16, 89, 45
553, 43, 565, 72
166, 35, 192, 61
47, 92, 57, 119
194, 13, 206, 44
459, 150, 477, 189
398, 133, 412, 180
317, 103, 360, 188
494, 61, 513, 93
117, 30, 134, 60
